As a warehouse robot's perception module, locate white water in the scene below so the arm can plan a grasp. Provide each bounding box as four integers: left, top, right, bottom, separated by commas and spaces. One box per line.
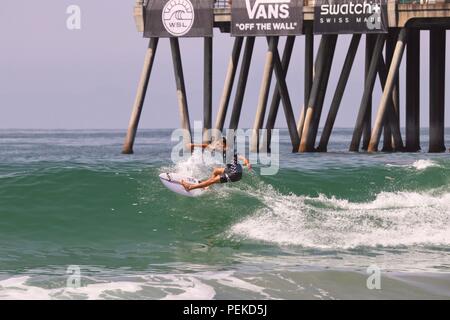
412, 159, 440, 170
161, 149, 223, 180
229, 184, 450, 249
0, 271, 272, 300
386, 159, 441, 170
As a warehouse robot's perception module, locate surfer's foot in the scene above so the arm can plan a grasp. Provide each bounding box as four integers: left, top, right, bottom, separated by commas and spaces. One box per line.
181, 180, 192, 191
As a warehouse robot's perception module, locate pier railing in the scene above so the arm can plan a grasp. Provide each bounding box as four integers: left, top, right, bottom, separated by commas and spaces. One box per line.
214, 0, 230, 8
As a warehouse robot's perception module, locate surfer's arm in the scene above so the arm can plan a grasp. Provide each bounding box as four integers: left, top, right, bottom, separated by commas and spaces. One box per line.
188, 143, 209, 150
182, 175, 221, 191
238, 155, 252, 170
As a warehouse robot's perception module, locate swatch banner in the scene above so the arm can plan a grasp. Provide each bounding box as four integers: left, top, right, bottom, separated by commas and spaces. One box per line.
314, 0, 388, 34
231, 0, 303, 36
144, 0, 213, 38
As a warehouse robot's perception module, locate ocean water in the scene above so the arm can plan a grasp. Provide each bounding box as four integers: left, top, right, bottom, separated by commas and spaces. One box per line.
0, 129, 449, 300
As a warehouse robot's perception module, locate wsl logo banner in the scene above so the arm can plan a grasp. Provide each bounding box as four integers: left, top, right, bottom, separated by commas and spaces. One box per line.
162, 0, 195, 36
314, 0, 388, 34
144, 0, 212, 38
232, 0, 303, 36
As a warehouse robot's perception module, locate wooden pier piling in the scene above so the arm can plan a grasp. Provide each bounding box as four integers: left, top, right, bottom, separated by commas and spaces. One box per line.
297, 24, 315, 143
272, 39, 301, 151
368, 29, 408, 153
382, 31, 396, 152
429, 28, 446, 153
376, 53, 404, 152
350, 35, 386, 152
170, 38, 192, 148
300, 35, 337, 152
318, 34, 361, 152
122, 38, 159, 154
362, 35, 375, 151
250, 37, 277, 152
406, 29, 421, 152
203, 37, 213, 143
229, 37, 255, 130
215, 37, 243, 132
262, 36, 296, 152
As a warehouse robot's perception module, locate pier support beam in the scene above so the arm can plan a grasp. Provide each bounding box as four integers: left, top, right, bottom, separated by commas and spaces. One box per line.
215, 37, 243, 133
429, 28, 446, 153
362, 35, 375, 150
382, 29, 403, 152
170, 38, 192, 147
305, 25, 314, 116
299, 34, 338, 152
229, 37, 255, 130
376, 54, 404, 151
251, 37, 277, 152
272, 40, 301, 151
297, 25, 315, 143
203, 37, 213, 143
406, 29, 421, 152
350, 34, 386, 152
382, 31, 395, 151
368, 29, 407, 152
318, 34, 361, 152
122, 38, 159, 154
262, 36, 296, 152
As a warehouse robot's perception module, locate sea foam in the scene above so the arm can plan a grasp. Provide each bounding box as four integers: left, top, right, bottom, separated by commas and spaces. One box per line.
0, 271, 273, 300
411, 159, 440, 170
229, 185, 450, 249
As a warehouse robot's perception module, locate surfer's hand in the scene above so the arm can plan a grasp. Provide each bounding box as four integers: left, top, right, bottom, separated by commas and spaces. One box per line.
181, 180, 191, 191
238, 155, 252, 171
243, 159, 251, 171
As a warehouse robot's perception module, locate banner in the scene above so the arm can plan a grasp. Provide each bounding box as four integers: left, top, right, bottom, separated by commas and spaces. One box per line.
314, 0, 388, 34
144, 0, 213, 38
231, 0, 303, 36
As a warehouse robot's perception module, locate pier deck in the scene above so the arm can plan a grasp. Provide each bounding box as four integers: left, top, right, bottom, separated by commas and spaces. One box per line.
134, 1, 450, 32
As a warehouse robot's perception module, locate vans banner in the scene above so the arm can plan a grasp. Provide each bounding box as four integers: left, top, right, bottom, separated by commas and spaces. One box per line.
231, 0, 303, 36
144, 0, 213, 38
314, 0, 388, 34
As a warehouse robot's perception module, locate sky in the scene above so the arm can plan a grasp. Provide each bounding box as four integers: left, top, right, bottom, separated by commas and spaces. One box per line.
0, 0, 449, 129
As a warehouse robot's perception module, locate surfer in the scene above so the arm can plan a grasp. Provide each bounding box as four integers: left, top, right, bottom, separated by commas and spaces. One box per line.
181, 137, 251, 191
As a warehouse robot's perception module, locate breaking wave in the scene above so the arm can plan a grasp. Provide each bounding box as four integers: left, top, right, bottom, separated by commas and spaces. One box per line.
229, 185, 450, 249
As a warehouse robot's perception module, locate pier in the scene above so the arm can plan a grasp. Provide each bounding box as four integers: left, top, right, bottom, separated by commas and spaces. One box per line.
123, 0, 450, 154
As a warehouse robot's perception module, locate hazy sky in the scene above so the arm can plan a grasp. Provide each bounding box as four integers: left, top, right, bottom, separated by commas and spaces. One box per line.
0, 0, 449, 129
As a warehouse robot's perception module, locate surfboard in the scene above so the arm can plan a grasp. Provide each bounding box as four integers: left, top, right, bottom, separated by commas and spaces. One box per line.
159, 172, 207, 197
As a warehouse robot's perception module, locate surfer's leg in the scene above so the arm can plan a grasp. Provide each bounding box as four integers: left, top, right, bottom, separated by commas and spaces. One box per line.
210, 167, 225, 179
182, 175, 221, 191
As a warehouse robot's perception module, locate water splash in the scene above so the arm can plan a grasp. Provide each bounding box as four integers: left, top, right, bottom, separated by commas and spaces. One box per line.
229, 185, 450, 249
412, 159, 440, 170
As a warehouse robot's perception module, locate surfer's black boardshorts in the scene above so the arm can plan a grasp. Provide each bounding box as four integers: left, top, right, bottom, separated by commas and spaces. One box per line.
220, 163, 243, 183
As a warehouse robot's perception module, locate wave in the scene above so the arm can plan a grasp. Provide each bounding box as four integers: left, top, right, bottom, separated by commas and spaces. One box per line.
386, 159, 441, 171
228, 184, 450, 249
1, 153, 449, 253
0, 270, 272, 300
411, 159, 441, 170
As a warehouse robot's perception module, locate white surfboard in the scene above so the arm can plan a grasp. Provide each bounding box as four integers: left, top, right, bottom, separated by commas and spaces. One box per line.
159, 172, 207, 197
